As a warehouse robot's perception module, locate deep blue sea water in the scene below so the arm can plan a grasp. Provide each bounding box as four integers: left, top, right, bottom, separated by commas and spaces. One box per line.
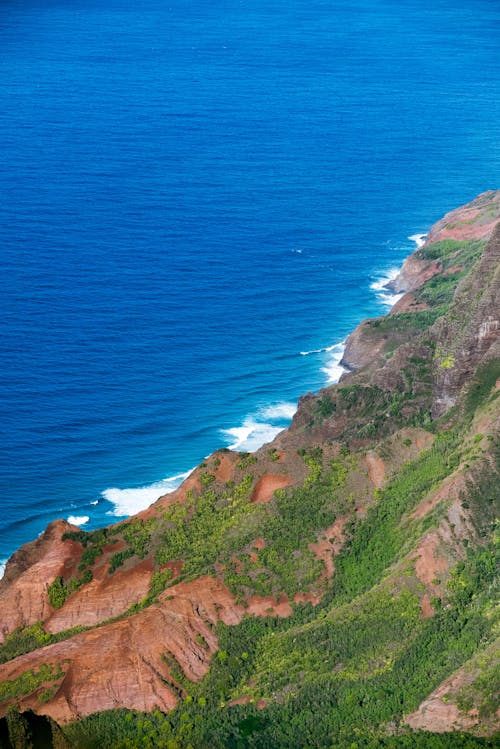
1, 0, 499, 571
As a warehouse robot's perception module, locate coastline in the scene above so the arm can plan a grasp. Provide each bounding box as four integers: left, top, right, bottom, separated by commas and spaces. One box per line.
92, 234, 427, 520
0, 192, 498, 731
101, 190, 499, 526
0, 233, 427, 580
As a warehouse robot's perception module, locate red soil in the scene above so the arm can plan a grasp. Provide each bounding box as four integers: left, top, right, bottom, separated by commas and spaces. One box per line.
365, 451, 385, 489
251, 474, 292, 504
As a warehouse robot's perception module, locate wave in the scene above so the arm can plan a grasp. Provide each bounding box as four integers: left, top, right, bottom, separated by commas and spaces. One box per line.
409, 232, 427, 249
86, 234, 428, 525
300, 343, 339, 356
103, 469, 194, 518
259, 402, 297, 420
221, 418, 285, 452
67, 515, 89, 527
221, 401, 296, 452
320, 341, 348, 383
370, 267, 405, 308
0, 559, 6, 580
370, 234, 427, 310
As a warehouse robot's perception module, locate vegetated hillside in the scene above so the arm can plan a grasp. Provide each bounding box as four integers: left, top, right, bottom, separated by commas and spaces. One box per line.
0, 191, 498, 749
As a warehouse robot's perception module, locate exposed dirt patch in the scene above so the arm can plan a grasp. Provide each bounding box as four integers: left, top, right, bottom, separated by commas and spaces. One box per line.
229, 696, 268, 710
365, 451, 385, 488
163, 559, 183, 580
308, 517, 349, 582
251, 537, 266, 551
413, 532, 449, 590
245, 594, 292, 618
229, 696, 251, 706
251, 474, 292, 504
293, 591, 322, 606
405, 668, 484, 733
411, 473, 463, 520
249, 537, 266, 563
213, 451, 240, 483
420, 593, 434, 619
443, 265, 465, 276
230, 556, 244, 574
390, 293, 430, 315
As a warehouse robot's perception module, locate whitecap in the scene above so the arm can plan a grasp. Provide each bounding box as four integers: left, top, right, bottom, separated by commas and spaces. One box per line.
300, 343, 339, 356
90, 500, 98, 506
320, 341, 348, 383
259, 402, 297, 421
370, 267, 404, 309
67, 515, 89, 527
221, 400, 297, 453
0, 559, 6, 580
103, 469, 194, 518
221, 418, 285, 452
409, 233, 427, 249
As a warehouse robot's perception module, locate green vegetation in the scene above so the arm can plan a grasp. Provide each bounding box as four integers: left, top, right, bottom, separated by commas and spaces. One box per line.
419, 238, 485, 266
0, 623, 51, 665
47, 570, 93, 609
334, 431, 460, 599
0, 663, 64, 702
0, 623, 86, 665
464, 358, 500, 418
369, 307, 447, 335
417, 272, 465, 307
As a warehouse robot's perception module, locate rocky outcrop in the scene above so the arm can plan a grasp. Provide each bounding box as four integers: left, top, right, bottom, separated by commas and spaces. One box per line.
388, 255, 441, 294
0, 577, 243, 723
389, 190, 500, 295
0, 521, 83, 644
45, 557, 154, 634
341, 320, 386, 372
342, 191, 500, 375
425, 190, 500, 246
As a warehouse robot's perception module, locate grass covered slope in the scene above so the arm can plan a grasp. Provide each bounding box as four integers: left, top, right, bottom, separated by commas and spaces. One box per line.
0, 192, 499, 748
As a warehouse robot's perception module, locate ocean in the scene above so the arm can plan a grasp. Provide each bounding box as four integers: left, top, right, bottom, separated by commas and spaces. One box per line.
1, 0, 499, 574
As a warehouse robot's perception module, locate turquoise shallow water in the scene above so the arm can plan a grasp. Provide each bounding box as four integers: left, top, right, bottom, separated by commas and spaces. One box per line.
1, 0, 499, 567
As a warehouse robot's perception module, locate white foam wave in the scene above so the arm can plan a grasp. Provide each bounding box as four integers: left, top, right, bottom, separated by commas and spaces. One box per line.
90, 499, 98, 506
103, 469, 194, 518
67, 515, 89, 527
300, 343, 339, 356
221, 401, 296, 452
409, 233, 427, 249
0, 559, 6, 580
370, 267, 404, 309
259, 402, 297, 421
320, 341, 348, 383
222, 419, 284, 452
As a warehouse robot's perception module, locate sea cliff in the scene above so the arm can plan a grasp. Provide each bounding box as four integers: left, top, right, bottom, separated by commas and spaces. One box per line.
0, 192, 499, 748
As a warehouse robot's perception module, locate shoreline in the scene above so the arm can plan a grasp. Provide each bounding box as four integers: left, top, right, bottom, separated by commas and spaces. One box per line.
0, 233, 427, 578
94, 233, 427, 519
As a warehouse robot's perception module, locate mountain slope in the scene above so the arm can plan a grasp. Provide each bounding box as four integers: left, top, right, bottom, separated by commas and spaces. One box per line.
0, 191, 499, 748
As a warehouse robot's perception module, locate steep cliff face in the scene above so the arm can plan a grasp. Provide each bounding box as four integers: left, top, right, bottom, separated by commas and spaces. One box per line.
388, 190, 500, 294
342, 190, 500, 376
0, 193, 498, 745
